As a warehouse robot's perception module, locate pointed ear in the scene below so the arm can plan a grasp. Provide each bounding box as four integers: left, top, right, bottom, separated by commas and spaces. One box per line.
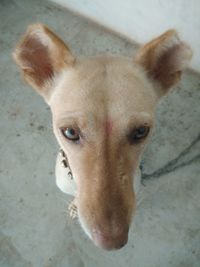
135, 30, 192, 97
13, 24, 75, 101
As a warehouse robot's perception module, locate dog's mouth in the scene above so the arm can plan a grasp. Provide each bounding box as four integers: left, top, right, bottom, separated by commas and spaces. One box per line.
78, 208, 130, 250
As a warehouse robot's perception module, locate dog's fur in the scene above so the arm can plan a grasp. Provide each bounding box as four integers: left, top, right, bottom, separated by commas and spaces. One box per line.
13, 24, 192, 250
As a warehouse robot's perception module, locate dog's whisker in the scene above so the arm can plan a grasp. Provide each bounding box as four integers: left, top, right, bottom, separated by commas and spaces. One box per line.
56, 195, 73, 205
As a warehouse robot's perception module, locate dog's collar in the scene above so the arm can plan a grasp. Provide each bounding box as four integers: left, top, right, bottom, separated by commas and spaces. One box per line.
59, 149, 73, 180
59, 148, 144, 181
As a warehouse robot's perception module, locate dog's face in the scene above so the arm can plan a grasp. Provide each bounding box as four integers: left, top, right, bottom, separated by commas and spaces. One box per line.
50, 57, 156, 249
13, 24, 192, 250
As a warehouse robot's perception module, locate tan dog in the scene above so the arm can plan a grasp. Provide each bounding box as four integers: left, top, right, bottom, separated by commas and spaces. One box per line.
13, 24, 192, 250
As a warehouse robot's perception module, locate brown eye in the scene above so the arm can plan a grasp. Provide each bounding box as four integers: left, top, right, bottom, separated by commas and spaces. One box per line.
128, 126, 150, 144
61, 127, 80, 142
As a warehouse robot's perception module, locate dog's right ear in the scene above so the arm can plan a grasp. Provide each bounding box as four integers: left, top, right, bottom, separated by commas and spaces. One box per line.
13, 24, 75, 102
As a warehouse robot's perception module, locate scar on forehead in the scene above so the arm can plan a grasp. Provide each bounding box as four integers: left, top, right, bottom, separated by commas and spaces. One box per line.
104, 118, 113, 135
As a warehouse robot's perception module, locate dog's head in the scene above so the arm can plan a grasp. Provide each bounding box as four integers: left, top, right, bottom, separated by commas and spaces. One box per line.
13, 24, 192, 250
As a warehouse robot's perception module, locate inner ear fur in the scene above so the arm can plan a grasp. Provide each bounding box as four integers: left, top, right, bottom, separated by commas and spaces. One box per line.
13, 23, 75, 100
135, 29, 192, 96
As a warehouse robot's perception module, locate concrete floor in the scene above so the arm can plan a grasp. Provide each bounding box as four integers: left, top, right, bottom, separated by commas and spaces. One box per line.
0, 0, 200, 266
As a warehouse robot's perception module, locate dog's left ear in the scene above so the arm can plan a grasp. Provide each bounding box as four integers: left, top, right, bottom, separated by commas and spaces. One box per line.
135, 30, 192, 97
13, 24, 75, 102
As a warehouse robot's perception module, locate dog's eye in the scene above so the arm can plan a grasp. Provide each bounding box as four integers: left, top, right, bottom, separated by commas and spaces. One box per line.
61, 127, 80, 142
128, 126, 150, 144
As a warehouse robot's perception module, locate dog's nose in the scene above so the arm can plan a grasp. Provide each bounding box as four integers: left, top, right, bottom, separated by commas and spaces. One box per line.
91, 228, 129, 250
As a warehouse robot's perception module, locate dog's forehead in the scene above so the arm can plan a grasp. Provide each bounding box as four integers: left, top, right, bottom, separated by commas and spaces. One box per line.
50, 57, 157, 121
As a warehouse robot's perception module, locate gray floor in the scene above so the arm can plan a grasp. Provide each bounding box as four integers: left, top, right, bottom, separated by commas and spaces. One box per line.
0, 0, 200, 266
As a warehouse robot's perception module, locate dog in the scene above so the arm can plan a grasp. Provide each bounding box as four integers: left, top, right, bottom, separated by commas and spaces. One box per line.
13, 24, 192, 250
